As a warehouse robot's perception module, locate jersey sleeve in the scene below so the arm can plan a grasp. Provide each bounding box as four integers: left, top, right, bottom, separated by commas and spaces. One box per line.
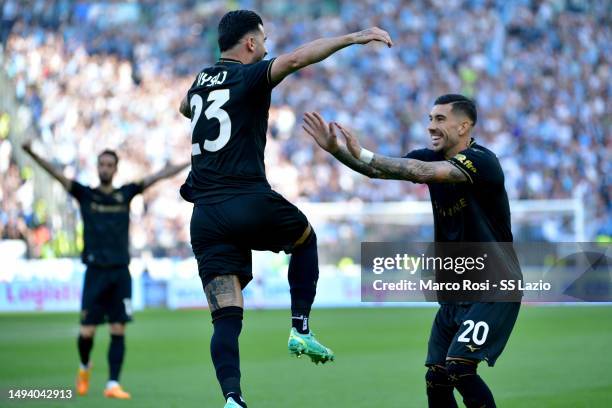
448, 148, 504, 185
68, 181, 88, 203
122, 182, 144, 201
403, 148, 438, 161
242, 58, 276, 93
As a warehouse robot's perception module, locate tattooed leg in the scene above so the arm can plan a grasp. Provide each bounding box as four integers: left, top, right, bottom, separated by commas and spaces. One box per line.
204, 274, 243, 311
205, 275, 245, 401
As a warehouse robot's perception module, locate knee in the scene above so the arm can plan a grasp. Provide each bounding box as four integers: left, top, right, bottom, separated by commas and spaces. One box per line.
79, 325, 96, 338
211, 306, 244, 324
446, 360, 477, 385
109, 323, 126, 336
205, 275, 243, 311
211, 307, 244, 346
426, 365, 452, 388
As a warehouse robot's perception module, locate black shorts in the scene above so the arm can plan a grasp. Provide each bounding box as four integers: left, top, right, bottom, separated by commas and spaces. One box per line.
190, 191, 309, 289
426, 302, 520, 367
80, 266, 132, 325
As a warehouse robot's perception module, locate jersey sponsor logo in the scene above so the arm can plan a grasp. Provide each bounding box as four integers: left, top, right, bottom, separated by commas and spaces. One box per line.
90, 202, 128, 213
196, 71, 227, 87
453, 154, 477, 173
113, 192, 124, 203
434, 198, 468, 217
466, 344, 481, 352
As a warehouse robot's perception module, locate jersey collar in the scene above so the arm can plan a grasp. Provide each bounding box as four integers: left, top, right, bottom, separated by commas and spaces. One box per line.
469, 138, 476, 147
216, 58, 243, 65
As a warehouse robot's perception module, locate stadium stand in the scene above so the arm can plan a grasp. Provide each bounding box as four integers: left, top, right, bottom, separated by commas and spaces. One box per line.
1, 0, 610, 259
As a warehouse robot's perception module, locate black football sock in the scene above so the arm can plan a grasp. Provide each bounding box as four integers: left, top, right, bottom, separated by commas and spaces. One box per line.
108, 334, 125, 382
426, 365, 458, 408
291, 314, 310, 334
288, 231, 319, 334
77, 335, 94, 367
211, 306, 243, 398
447, 360, 495, 408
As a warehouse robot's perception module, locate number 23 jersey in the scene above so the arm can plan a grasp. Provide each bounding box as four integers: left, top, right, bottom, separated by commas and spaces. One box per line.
180, 57, 277, 204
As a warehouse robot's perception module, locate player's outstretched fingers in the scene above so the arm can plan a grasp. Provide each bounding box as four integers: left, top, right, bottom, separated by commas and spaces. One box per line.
372, 27, 393, 47
335, 124, 361, 159
312, 111, 327, 128
303, 112, 321, 135
329, 122, 338, 138
358, 27, 393, 47
301, 124, 314, 138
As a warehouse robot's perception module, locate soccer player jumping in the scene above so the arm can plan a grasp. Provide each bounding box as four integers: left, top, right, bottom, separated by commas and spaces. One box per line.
304, 95, 521, 408
178, 10, 392, 408
22, 142, 189, 399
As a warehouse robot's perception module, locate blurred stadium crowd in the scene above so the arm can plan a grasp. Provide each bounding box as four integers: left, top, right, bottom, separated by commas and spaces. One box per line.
0, 0, 610, 259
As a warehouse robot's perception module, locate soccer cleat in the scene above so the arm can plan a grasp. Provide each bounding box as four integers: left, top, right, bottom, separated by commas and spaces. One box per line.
103, 384, 131, 399
288, 327, 335, 364
224, 396, 246, 408
76, 367, 90, 396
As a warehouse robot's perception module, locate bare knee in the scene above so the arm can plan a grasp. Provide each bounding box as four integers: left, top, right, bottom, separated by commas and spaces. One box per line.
204, 275, 244, 312
109, 323, 126, 335
80, 325, 96, 338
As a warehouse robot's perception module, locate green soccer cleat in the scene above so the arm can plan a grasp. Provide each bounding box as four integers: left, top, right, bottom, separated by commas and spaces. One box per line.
288, 327, 335, 364
224, 396, 245, 408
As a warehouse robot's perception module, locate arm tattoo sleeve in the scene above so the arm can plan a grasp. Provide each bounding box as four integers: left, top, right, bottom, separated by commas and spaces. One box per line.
370, 156, 468, 184
332, 147, 388, 179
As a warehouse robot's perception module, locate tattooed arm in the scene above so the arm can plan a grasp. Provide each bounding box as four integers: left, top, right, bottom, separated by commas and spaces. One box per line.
368, 155, 468, 183
335, 122, 468, 184
332, 146, 389, 179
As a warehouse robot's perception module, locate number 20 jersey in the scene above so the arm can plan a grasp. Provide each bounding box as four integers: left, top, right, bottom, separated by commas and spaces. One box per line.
180, 57, 277, 204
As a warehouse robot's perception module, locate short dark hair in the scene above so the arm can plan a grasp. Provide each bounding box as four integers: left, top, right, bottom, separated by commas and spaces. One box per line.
434, 94, 477, 125
218, 10, 263, 52
98, 149, 119, 165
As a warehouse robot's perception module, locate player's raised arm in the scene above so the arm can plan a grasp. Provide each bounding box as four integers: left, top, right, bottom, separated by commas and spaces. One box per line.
302, 112, 387, 179
22, 140, 73, 191
139, 161, 190, 191
336, 123, 468, 184
270, 27, 393, 85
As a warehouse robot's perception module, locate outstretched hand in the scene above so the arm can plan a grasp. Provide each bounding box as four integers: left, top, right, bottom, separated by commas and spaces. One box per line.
352, 27, 393, 48
334, 123, 363, 160
303, 112, 340, 154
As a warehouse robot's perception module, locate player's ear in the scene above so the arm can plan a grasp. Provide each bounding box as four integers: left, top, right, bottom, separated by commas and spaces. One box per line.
246, 36, 256, 52
458, 120, 470, 136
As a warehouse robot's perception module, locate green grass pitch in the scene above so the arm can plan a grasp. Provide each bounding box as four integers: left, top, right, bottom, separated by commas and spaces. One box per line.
1, 306, 611, 407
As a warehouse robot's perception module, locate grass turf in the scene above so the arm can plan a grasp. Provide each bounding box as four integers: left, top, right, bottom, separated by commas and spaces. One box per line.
1, 306, 611, 407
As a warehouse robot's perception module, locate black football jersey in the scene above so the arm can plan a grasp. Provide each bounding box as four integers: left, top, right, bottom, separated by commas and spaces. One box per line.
404, 139, 523, 291
405, 139, 513, 243
180, 58, 278, 204
69, 181, 143, 267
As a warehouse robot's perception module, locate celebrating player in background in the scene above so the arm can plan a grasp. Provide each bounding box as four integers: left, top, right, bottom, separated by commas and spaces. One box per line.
303, 95, 521, 408
178, 9, 392, 408
22, 141, 189, 400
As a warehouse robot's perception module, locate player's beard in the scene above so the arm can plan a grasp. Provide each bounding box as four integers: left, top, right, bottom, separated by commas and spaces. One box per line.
99, 173, 113, 186
253, 50, 267, 63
